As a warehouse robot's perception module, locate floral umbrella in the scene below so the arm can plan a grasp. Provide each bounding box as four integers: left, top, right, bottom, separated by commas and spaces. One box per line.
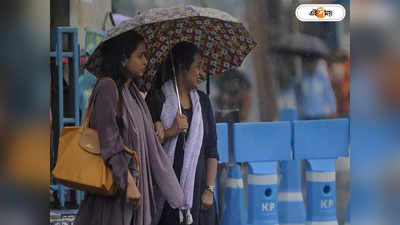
86, 5, 256, 91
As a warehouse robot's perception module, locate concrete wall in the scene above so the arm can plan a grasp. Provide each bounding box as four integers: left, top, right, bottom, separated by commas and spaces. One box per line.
69, 0, 112, 46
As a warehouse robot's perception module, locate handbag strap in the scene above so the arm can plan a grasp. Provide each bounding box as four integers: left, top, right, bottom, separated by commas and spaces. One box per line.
81, 78, 139, 170
81, 77, 120, 129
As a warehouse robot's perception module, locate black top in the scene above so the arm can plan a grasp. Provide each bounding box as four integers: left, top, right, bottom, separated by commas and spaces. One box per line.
174, 106, 192, 179
145, 87, 219, 225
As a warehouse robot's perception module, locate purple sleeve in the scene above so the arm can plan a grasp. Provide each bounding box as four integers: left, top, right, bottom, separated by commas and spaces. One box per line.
90, 79, 129, 193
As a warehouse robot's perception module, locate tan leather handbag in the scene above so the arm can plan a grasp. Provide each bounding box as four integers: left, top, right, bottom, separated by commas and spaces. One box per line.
52, 78, 139, 196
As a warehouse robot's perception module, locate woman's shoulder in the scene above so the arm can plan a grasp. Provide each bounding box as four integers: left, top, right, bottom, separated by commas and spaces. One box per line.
93, 78, 120, 103
196, 90, 212, 106
196, 89, 209, 99
97, 77, 118, 90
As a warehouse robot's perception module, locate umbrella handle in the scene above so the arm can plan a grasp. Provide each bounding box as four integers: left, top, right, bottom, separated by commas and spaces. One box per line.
174, 75, 182, 114
174, 74, 186, 152
169, 40, 182, 114
170, 48, 186, 150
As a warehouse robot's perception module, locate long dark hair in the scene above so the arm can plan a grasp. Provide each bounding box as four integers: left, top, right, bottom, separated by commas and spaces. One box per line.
101, 30, 144, 118
102, 30, 144, 91
152, 41, 200, 89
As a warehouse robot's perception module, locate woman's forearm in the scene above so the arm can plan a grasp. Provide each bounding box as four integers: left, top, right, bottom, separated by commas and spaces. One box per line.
206, 158, 218, 187
164, 127, 176, 141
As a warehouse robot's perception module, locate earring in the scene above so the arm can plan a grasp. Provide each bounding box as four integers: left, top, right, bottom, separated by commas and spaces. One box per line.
122, 54, 128, 67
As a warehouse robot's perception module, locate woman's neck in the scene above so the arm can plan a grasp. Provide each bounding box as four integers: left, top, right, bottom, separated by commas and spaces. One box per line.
125, 78, 133, 88
176, 76, 190, 97
178, 85, 189, 97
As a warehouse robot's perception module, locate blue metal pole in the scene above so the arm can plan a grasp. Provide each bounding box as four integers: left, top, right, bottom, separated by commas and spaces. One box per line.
345, 200, 350, 225
221, 164, 247, 225
279, 108, 306, 225
72, 29, 80, 127
72, 29, 84, 206
56, 27, 66, 209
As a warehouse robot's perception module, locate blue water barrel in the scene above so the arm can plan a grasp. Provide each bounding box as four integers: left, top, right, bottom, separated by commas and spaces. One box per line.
306, 159, 338, 225
247, 162, 279, 225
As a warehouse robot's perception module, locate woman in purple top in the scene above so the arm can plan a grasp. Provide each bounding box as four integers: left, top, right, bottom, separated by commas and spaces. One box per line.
75, 31, 184, 225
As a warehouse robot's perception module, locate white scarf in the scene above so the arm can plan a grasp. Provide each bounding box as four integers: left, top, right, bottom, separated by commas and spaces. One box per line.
160, 80, 204, 223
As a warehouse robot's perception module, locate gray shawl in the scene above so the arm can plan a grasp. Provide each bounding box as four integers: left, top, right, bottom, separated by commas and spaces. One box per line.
122, 82, 185, 225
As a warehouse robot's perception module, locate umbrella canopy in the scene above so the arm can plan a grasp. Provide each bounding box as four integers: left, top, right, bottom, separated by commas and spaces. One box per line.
272, 32, 330, 58
86, 5, 256, 91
